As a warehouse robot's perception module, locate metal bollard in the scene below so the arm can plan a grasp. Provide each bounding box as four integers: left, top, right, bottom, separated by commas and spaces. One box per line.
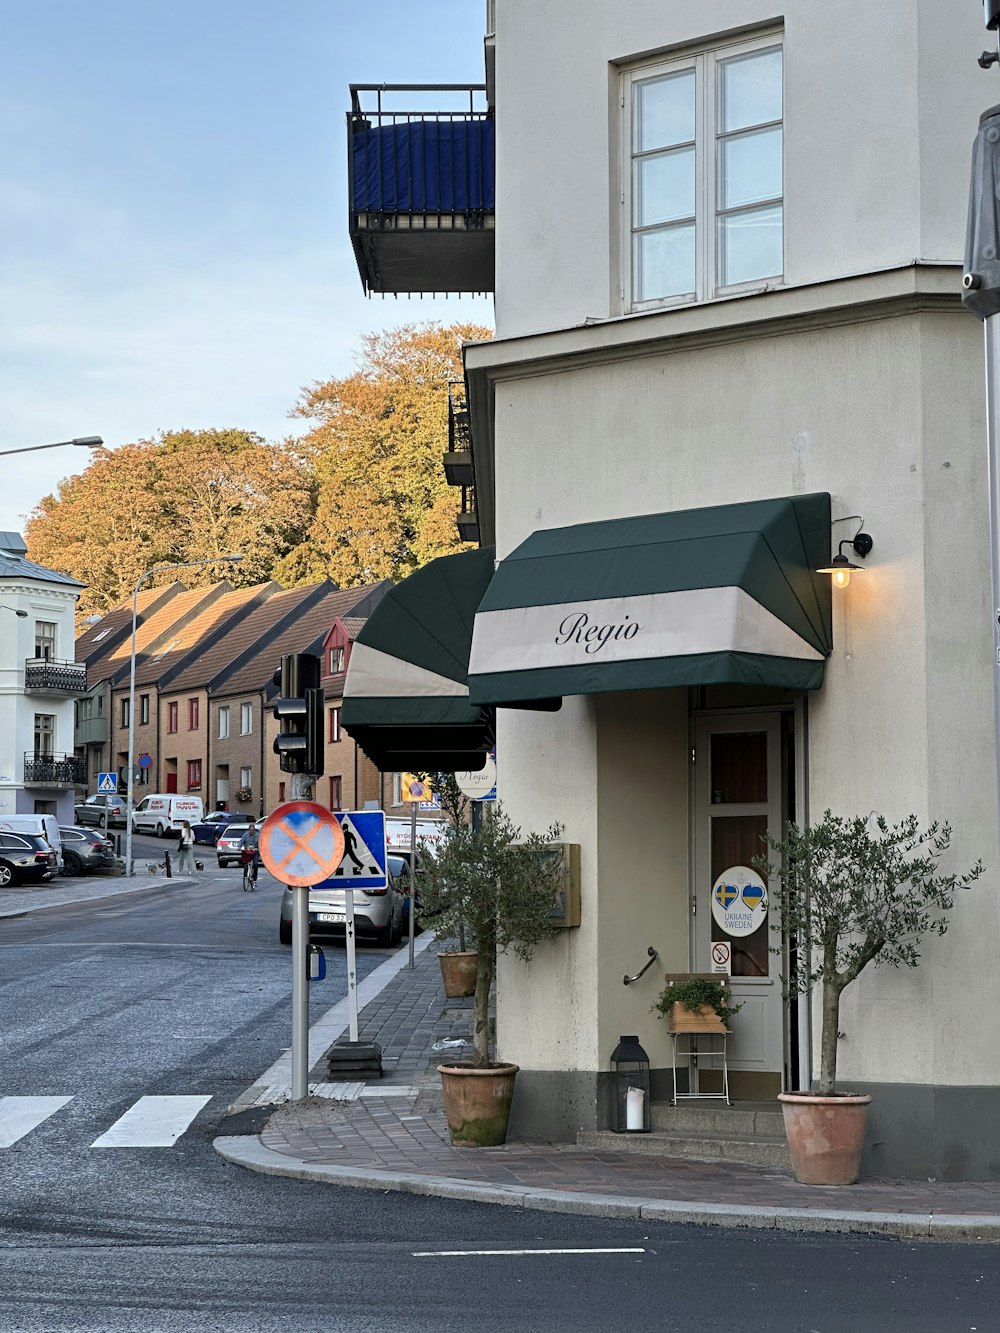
164, 850, 172, 878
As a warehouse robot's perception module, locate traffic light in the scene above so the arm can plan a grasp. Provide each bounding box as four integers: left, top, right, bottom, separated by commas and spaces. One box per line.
988, 0, 1000, 30
272, 653, 325, 776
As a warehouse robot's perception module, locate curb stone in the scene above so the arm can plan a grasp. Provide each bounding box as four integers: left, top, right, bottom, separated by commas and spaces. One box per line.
212, 1135, 1000, 1239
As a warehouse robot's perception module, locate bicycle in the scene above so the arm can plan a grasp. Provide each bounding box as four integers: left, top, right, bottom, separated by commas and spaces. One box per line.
240, 848, 259, 891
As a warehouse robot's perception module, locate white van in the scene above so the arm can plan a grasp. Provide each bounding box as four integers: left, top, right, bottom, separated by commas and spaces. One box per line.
131, 794, 204, 838
0, 815, 62, 866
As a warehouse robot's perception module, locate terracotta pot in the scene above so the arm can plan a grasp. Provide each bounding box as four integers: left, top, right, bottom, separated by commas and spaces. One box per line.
667, 1002, 728, 1034
438, 1062, 519, 1146
778, 1091, 872, 1185
438, 950, 478, 998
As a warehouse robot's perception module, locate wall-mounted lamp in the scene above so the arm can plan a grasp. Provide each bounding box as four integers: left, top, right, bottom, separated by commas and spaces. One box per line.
817, 531, 874, 589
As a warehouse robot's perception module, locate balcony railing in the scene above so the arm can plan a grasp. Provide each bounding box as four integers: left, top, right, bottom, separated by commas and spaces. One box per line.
444, 380, 475, 487
348, 84, 494, 296
23, 751, 87, 787
24, 657, 87, 695
457, 486, 480, 544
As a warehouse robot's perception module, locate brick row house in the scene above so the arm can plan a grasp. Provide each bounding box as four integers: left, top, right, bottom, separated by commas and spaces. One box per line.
75, 579, 390, 818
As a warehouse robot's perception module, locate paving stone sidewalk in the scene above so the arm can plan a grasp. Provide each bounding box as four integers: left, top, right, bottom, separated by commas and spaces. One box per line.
239, 941, 1000, 1237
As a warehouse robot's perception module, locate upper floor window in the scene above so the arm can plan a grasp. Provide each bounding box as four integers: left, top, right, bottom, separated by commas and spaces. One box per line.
329, 706, 342, 744
167, 701, 178, 733
140, 694, 150, 725
34, 621, 56, 661
240, 702, 253, 735
187, 759, 202, 790
121, 698, 130, 729
623, 36, 782, 309
188, 697, 199, 731
328, 646, 345, 675
218, 706, 230, 740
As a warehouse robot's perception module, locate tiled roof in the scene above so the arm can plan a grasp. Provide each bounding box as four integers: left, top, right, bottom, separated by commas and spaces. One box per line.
165, 583, 335, 693
75, 584, 182, 664
87, 584, 229, 686
339, 617, 368, 640
132, 583, 276, 688
215, 586, 386, 699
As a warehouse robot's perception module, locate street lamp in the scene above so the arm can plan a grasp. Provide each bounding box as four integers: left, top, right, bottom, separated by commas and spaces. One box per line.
0, 436, 105, 458
0, 605, 28, 617
123, 554, 244, 876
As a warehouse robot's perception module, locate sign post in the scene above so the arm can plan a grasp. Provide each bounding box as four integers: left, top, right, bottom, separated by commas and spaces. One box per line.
400, 775, 432, 969
260, 796, 345, 1099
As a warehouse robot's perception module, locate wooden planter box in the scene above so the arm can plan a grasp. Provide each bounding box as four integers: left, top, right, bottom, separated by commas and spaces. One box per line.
667, 1002, 729, 1034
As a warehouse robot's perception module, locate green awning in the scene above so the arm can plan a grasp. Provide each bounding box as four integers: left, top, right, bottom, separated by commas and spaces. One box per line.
468, 494, 833, 705
341, 545, 496, 771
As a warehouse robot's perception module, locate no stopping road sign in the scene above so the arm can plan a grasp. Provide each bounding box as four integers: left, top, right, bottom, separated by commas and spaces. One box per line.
260, 802, 345, 886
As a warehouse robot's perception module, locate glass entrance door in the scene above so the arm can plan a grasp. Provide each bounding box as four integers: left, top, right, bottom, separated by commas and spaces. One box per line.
693, 712, 786, 1095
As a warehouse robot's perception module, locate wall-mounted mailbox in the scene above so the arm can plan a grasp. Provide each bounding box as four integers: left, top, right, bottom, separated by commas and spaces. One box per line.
547, 842, 581, 927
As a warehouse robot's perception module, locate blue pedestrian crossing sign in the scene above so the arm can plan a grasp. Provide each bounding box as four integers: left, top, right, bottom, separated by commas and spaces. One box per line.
97, 772, 118, 794
314, 811, 387, 891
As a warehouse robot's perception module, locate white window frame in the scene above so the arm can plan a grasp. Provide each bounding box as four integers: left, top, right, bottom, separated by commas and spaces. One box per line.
621, 29, 783, 312
240, 703, 253, 736
218, 706, 230, 740
240, 765, 252, 790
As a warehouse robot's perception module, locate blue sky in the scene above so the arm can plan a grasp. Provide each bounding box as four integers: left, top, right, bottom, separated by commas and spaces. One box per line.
0, 0, 492, 532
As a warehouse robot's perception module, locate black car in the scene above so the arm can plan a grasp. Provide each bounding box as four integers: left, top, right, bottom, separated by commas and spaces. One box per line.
0, 832, 59, 886
58, 826, 118, 876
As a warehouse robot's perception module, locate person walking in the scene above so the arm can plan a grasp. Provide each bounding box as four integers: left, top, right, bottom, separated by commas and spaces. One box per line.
177, 820, 197, 874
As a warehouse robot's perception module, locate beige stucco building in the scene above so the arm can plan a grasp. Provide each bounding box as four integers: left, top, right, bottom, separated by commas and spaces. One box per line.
343, 2, 1000, 1178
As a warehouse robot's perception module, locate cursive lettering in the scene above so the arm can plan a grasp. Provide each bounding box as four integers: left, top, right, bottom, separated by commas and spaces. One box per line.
554, 612, 641, 654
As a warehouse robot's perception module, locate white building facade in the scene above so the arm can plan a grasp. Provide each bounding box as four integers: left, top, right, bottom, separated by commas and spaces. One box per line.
344, 2, 1000, 1178
0, 533, 86, 824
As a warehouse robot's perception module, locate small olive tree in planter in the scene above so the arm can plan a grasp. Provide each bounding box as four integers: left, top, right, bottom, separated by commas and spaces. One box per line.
416, 772, 476, 996
757, 810, 983, 1184
417, 803, 563, 1145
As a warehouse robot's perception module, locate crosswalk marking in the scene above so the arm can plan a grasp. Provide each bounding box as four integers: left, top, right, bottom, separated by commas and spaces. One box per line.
90, 1094, 212, 1148
0, 1096, 73, 1147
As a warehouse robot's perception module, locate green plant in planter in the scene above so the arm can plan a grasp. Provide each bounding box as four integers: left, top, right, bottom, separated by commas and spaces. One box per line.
652, 976, 742, 1027
417, 803, 563, 1067
756, 811, 983, 1096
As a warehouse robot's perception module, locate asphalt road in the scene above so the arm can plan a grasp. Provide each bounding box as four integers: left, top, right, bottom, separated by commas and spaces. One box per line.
0, 856, 997, 1332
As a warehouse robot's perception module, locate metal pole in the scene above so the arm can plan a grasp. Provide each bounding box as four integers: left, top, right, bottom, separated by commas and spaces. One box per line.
345, 888, 359, 1041
408, 801, 417, 968
984, 316, 1000, 810
291, 885, 309, 1099
123, 577, 141, 878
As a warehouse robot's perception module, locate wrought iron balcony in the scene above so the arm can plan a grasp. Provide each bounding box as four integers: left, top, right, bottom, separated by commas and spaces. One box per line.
348, 85, 494, 296
445, 380, 475, 487
24, 656, 87, 695
456, 486, 480, 544
23, 751, 87, 787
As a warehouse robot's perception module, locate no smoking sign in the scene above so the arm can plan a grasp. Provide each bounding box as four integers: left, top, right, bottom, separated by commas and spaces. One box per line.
711, 941, 732, 975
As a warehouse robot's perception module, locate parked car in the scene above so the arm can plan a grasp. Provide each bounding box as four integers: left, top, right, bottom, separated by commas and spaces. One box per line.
278, 853, 408, 948
75, 793, 126, 828
130, 794, 205, 837
191, 811, 236, 846
0, 832, 59, 886
217, 823, 254, 868
58, 826, 118, 876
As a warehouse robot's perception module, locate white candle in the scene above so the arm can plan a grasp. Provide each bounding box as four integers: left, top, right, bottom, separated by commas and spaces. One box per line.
626, 1085, 645, 1131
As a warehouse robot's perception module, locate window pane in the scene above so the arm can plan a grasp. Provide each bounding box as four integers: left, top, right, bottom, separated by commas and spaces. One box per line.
635, 145, 694, 227
635, 69, 695, 151
718, 204, 782, 285
719, 126, 781, 209
710, 732, 767, 804
720, 48, 782, 132
634, 223, 695, 302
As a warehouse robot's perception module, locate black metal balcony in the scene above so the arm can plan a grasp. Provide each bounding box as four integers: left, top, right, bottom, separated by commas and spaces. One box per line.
348, 85, 494, 296
456, 486, 480, 544
445, 380, 475, 487
23, 751, 87, 787
24, 656, 87, 695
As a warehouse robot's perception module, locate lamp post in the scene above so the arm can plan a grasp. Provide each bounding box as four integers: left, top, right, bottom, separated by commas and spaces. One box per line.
0, 606, 28, 618
0, 436, 104, 458
123, 554, 243, 876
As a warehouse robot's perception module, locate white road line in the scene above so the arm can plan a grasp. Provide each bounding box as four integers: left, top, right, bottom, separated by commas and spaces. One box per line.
90, 1094, 212, 1148
0, 1096, 73, 1147
412, 1248, 647, 1258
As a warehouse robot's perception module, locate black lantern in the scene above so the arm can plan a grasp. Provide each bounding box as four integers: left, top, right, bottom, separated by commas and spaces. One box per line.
610, 1034, 650, 1133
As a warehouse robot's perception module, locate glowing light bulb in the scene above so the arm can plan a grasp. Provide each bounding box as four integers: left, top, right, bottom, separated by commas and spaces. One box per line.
832, 567, 851, 589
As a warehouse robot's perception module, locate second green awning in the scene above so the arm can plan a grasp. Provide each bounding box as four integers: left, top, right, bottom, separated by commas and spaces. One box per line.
468, 493, 833, 705
341, 545, 495, 771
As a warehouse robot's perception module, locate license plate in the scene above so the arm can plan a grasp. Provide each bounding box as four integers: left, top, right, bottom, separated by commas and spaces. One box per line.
316, 912, 345, 923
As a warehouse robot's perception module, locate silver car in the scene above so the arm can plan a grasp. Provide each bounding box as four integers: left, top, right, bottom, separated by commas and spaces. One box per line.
278, 854, 406, 948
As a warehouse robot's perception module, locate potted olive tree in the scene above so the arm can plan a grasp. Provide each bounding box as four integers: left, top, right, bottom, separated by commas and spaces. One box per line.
418, 803, 563, 1146
417, 772, 477, 998
757, 811, 982, 1185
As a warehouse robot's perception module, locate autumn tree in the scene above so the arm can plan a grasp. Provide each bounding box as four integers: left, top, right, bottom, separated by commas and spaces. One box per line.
26, 428, 314, 619
278, 322, 491, 587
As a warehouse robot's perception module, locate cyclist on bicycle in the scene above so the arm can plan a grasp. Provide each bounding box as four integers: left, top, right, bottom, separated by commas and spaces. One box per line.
238, 817, 260, 889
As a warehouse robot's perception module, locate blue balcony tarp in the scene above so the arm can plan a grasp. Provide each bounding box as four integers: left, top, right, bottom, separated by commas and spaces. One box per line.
351, 118, 495, 213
